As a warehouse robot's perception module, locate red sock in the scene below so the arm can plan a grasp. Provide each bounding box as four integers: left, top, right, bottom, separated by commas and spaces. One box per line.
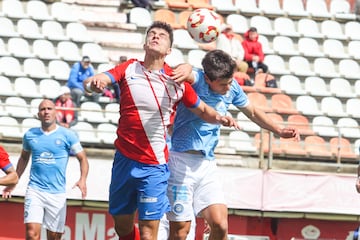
119, 226, 140, 240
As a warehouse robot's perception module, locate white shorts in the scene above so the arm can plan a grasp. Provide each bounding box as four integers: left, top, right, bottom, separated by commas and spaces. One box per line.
166, 151, 226, 222
24, 187, 67, 233
158, 214, 196, 240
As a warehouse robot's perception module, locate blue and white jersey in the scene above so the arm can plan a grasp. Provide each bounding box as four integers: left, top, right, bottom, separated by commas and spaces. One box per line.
171, 69, 249, 160
23, 126, 83, 194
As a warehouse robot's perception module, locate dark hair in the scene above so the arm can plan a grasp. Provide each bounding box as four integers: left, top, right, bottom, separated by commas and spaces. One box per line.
146, 21, 174, 47
249, 27, 257, 32
201, 50, 237, 81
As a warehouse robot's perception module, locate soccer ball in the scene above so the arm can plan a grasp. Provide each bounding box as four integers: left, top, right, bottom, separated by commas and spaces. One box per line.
187, 8, 221, 44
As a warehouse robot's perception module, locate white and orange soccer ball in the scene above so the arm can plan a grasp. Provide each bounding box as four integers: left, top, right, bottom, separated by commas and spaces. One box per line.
186, 8, 221, 44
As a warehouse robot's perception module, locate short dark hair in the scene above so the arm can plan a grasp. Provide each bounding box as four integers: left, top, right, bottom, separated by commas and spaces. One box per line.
201, 50, 237, 81
82, 56, 91, 62
146, 21, 174, 47
249, 27, 257, 32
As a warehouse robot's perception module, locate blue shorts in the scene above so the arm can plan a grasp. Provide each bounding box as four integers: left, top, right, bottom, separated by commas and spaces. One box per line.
109, 151, 170, 220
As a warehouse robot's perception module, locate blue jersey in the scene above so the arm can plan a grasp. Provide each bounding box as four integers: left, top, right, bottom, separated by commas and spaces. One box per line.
23, 126, 83, 194
171, 69, 249, 159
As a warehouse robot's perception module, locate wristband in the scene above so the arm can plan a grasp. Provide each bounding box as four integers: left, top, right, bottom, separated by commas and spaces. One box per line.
85, 82, 93, 93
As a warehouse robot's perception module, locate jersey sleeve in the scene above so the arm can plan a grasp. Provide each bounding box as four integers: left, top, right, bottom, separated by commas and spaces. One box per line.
0, 145, 12, 171
105, 59, 137, 84
181, 82, 200, 108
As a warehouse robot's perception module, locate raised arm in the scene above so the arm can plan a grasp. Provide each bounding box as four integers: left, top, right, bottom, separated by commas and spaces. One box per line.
83, 73, 113, 94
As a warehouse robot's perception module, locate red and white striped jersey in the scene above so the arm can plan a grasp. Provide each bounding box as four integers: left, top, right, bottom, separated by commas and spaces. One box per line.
106, 59, 200, 165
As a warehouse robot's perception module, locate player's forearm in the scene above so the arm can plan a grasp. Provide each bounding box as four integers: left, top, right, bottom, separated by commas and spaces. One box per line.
0, 171, 18, 186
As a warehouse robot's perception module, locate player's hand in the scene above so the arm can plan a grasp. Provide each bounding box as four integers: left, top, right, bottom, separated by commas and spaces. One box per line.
85, 77, 107, 94
171, 63, 193, 83
219, 116, 240, 130
2, 185, 15, 199
73, 180, 87, 199
279, 128, 300, 141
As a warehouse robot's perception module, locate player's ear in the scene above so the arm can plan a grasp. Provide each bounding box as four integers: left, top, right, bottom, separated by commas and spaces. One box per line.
166, 47, 172, 55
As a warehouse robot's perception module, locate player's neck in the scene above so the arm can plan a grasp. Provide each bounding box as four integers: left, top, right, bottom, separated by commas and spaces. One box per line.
143, 55, 165, 71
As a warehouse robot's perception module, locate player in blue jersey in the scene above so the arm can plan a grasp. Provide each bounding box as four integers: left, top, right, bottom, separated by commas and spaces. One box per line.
3, 99, 89, 240
167, 50, 300, 240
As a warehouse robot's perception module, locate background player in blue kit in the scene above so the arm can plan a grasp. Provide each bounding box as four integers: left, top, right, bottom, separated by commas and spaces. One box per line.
3, 99, 89, 240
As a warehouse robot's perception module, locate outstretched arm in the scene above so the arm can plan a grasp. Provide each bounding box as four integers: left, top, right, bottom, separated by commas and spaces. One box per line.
241, 103, 300, 140
0, 167, 18, 186
83, 73, 112, 94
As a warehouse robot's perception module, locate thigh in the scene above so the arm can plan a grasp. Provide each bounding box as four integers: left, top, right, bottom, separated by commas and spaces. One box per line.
43, 192, 67, 233
24, 188, 45, 224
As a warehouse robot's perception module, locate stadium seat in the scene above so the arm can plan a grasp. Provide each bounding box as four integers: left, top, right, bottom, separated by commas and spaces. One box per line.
82, 42, 109, 63
234, 0, 262, 16
187, 0, 214, 10
338, 59, 360, 80
0, 116, 23, 139
50, 1, 78, 22
323, 39, 349, 59
2, 0, 28, 19
30, 98, 43, 116
129, 7, 152, 28
187, 49, 207, 69
0, 76, 16, 97
297, 37, 325, 58
272, 36, 299, 56
297, 18, 324, 39
295, 95, 322, 116
104, 103, 120, 124
154, 9, 182, 29
258, 0, 285, 17
42, 21, 69, 41
165, 0, 191, 10
165, 48, 186, 67
329, 78, 356, 98
211, 0, 238, 14
17, 19, 44, 40
48, 60, 71, 82
330, 0, 356, 21
226, 14, 248, 34
312, 116, 339, 137
97, 123, 117, 145
344, 21, 360, 40
346, 98, 360, 118
247, 92, 272, 112
306, 0, 332, 19
273, 17, 300, 38
313, 57, 340, 78
263, 55, 290, 75
33, 39, 59, 60
4, 96, 34, 118
178, 10, 192, 29
21, 118, 41, 135
266, 113, 285, 128
355, 80, 360, 97
271, 93, 299, 115
279, 137, 307, 156
287, 114, 315, 136
23, 58, 50, 79
288, 56, 315, 77
254, 132, 282, 154
258, 35, 274, 54
279, 75, 306, 96
7, 37, 35, 59
173, 29, 199, 49
249, 15, 276, 36
71, 121, 100, 144
320, 96, 347, 118
320, 20, 347, 40
329, 137, 357, 160
66, 22, 94, 43
0, 56, 26, 78
304, 76, 331, 97
228, 131, 257, 153
79, 102, 107, 123
347, 40, 360, 59
57, 41, 82, 62
26, 0, 53, 21
304, 135, 332, 158
0, 17, 19, 38
336, 117, 360, 139
14, 77, 41, 99
97, 63, 115, 73
39, 79, 61, 99
355, 139, 360, 155
236, 112, 261, 133
282, 0, 308, 18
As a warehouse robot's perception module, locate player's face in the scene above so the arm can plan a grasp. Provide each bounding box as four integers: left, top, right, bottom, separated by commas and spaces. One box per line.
206, 76, 233, 95
144, 28, 171, 56
38, 100, 57, 127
